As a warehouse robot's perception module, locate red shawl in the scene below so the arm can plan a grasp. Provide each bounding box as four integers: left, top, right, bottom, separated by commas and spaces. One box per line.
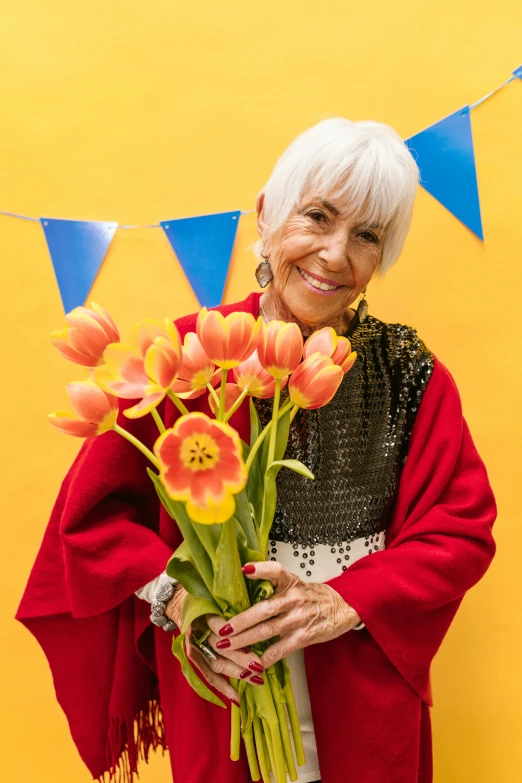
16, 291, 496, 783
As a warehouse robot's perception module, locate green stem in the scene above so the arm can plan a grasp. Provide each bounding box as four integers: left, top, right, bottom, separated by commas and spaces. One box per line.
253, 714, 271, 783
267, 667, 298, 780
245, 397, 293, 474
224, 386, 249, 422
230, 681, 241, 761
289, 404, 299, 423
241, 689, 261, 781
113, 423, 159, 468
283, 679, 306, 766
217, 368, 228, 421
206, 382, 220, 408
266, 378, 282, 468
150, 407, 165, 434
166, 389, 189, 416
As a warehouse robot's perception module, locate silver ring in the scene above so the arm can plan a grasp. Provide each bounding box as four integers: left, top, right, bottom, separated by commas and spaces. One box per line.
198, 641, 217, 661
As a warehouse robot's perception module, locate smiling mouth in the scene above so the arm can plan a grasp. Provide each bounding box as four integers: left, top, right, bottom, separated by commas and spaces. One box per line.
297, 267, 343, 292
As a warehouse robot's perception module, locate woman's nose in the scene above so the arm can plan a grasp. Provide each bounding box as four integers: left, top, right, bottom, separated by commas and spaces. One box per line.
319, 231, 350, 271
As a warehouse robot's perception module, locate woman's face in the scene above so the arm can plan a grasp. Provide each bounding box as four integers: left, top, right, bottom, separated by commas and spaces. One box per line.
257, 189, 384, 331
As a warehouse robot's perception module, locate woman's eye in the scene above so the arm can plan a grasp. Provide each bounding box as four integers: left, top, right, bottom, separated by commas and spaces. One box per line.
308, 211, 327, 223
359, 231, 377, 243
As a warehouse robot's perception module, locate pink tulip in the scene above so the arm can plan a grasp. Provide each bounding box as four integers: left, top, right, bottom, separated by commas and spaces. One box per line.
49, 382, 118, 437
257, 321, 303, 380
233, 350, 287, 398
303, 327, 357, 374
289, 353, 343, 410
50, 302, 120, 367
94, 317, 182, 419
196, 308, 261, 369
170, 332, 220, 399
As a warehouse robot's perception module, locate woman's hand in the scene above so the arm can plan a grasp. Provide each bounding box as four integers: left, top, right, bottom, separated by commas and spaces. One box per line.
165, 584, 266, 705
206, 561, 361, 669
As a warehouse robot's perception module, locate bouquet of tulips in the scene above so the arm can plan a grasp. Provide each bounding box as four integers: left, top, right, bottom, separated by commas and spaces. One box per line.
49, 301, 357, 783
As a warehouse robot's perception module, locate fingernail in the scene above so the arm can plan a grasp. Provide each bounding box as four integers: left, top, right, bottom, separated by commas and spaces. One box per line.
250, 675, 264, 685
242, 564, 256, 574
248, 661, 264, 673
219, 624, 234, 636
216, 639, 231, 649
239, 647, 250, 654
240, 669, 251, 679
231, 698, 241, 707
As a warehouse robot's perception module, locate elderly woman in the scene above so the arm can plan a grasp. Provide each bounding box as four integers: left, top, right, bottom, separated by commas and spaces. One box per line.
17, 118, 496, 783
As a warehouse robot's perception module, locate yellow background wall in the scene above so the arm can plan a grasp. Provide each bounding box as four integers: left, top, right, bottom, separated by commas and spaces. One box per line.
1, 2, 520, 781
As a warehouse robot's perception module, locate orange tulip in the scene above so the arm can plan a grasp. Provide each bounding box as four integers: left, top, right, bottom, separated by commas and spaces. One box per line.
94, 317, 181, 418
170, 332, 220, 400
303, 327, 357, 374
49, 382, 118, 437
154, 412, 247, 524
233, 350, 287, 398
196, 308, 261, 369
50, 302, 120, 367
257, 320, 303, 379
208, 383, 244, 417
288, 353, 343, 410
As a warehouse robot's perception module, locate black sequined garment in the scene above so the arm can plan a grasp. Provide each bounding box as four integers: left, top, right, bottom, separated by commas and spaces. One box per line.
254, 309, 434, 562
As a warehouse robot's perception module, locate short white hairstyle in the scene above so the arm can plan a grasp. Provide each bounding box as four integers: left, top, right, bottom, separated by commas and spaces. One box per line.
254, 117, 420, 277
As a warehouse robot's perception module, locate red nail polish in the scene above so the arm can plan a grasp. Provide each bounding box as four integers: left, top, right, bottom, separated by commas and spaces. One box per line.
240, 669, 251, 679
242, 564, 256, 574
219, 624, 234, 636
249, 661, 264, 673
239, 647, 250, 654
216, 639, 231, 649
250, 675, 264, 685
231, 698, 240, 707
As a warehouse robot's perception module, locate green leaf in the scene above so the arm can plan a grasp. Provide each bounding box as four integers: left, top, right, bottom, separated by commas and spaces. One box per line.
249, 397, 261, 448
181, 593, 222, 634
213, 518, 251, 615
166, 553, 214, 601
234, 489, 259, 551
233, 517, 263, 564
147, 468, 215, 595
171, 632, 225, 708
267, 459, 314, 481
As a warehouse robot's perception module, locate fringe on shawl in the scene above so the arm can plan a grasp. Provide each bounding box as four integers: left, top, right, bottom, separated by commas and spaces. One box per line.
95, 691, 167, 783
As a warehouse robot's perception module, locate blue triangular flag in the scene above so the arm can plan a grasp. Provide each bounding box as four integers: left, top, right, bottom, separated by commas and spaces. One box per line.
513, 65, 522, 79
41, 218, 117, 312
161, 211, 240, 308
405, 106, 483, 240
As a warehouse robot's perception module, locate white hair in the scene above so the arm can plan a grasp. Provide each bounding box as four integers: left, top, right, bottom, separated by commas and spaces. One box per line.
254, 117, 420, 277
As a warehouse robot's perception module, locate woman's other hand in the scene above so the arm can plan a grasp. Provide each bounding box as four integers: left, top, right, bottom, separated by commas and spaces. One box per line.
206, 561, 361, 669
165, 584, 266, 705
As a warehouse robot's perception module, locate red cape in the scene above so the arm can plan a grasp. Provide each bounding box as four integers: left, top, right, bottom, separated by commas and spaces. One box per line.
16, 292, 496, 783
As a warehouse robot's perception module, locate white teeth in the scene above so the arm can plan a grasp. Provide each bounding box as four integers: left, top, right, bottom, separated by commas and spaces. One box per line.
298, 267, 339, 291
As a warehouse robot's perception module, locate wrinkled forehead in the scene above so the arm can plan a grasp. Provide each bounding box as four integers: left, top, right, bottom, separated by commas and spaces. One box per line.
297, 177, 388, 228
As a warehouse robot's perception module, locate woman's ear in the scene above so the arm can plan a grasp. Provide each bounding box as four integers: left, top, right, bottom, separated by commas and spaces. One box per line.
256, 192, 266, 239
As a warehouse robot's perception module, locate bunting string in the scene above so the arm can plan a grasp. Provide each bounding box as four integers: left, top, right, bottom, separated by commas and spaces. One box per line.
1, 66, 520, 312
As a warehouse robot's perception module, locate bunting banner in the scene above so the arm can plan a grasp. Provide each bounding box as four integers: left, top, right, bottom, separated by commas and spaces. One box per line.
160, 211, 241, 309
405, 106, 483, 239
40, 218, 118, 314
1, 65, 520, 312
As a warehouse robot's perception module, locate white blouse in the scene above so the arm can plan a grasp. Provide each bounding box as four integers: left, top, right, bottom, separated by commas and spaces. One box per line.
136, 530, 386, 783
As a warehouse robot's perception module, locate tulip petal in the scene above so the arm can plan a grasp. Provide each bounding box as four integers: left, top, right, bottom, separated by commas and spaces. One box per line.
304, 327, 338, 359
67, 381, 117, 423
48, 412, 98, 437
124, 391, 165, 419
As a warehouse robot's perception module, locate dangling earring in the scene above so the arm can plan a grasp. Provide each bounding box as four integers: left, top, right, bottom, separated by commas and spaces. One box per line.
357, 289, 368, 324
255, 252, 274, 288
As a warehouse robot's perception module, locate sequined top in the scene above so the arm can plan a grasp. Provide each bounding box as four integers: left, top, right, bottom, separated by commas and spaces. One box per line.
254, 309, 435, 557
